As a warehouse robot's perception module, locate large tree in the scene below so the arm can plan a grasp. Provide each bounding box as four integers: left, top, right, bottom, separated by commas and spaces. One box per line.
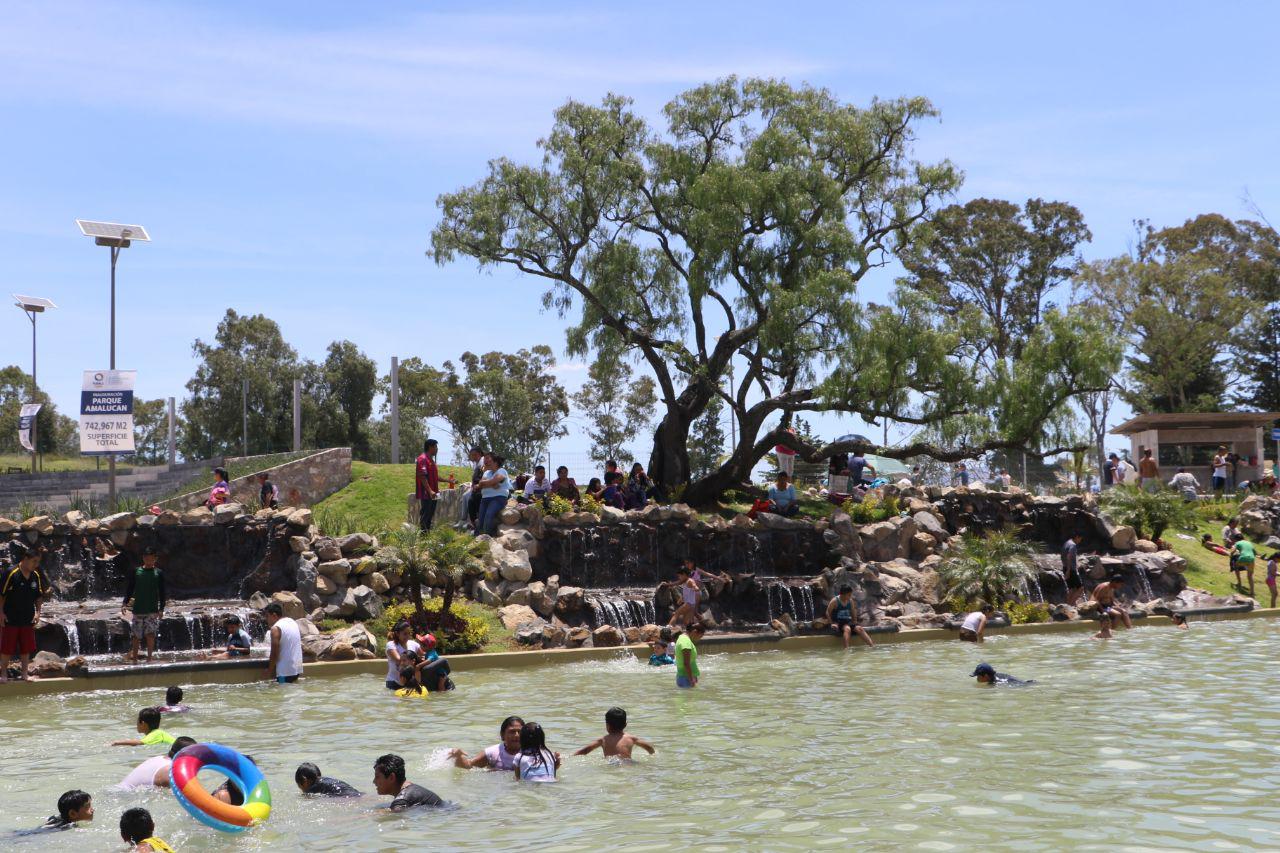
396, 346, 568, 471
304, 340, 377, 458
570, 359, 657, 463
131, 398, 170, 465
180, 310, 303, 458
0, 365, 78, 457
432, 78, 1116, 503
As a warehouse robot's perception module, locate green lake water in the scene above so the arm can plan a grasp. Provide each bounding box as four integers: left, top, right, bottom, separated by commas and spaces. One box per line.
3, 619, 1280, 850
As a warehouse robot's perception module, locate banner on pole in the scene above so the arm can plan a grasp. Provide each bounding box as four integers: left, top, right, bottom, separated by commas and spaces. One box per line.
18, 403, 42, 452
79, 370, 136, 456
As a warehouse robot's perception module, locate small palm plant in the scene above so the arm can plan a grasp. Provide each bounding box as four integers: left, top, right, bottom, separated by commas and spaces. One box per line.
1099, 485, 1197, 541
383, 524, 433, 620
425, 525, 488, 617
938, 528, 1039, 605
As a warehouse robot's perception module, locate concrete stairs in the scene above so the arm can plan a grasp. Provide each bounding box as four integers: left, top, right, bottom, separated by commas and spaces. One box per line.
0, 459, 220, 515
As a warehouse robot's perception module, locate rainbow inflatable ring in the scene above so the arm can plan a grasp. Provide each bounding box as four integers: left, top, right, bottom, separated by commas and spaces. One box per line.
169, 742, 272, 833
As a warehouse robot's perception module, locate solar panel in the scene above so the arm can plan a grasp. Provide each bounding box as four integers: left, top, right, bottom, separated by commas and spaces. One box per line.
12, 294, 56, 311
75, 220, 151, 242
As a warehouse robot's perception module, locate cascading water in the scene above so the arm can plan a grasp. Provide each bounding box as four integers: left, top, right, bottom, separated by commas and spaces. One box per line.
1134, 564, 1155, 602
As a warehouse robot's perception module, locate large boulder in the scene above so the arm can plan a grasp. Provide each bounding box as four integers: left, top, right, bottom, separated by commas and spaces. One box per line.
287, 508, 313, 528
565, 626, 591, 648
289, 535, 311, 553
270, 591, 306, 620
909, 532, 936, 559
338, 532, 377, 555
315, 574, 338, 596
0, 517, 19, 533
180, 507, 214, 526
293, 555, 321, 611
367, 572, 391, 594
103, 511, 138, 530
504, 586, 532, 607
591, 625, 625, 647
28, 650, 66, 678
861, 521, 900, 562
313, 537, 343, 562
317, 559, 352, 581
496, 548, 533, 583
912, 511, 948, 543
247, 590, 271, 610
475, 579, 502, 608
21, 515, 54, 534
325, 588, 358, 618
555, 586, 585, 615
830, 512, 861, 559
1240, 509, 1273, 538
515, 620, 550, 645
756, 512, 809, 531
599, 506, 625, 524
498, 604, 539, 631
213, 503, 242, 524
350, 585, 384, 620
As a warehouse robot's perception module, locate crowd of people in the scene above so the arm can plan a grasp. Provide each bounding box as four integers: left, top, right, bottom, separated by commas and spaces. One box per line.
1102, 446, 1280, 497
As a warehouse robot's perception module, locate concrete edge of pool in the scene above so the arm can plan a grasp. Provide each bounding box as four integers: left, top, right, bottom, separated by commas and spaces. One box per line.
4, 606, 1275, 698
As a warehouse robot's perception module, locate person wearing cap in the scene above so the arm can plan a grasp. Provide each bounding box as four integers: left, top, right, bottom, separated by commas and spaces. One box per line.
203, 614, 252, 660
123, 546, 167, 664
970, 662, 1033, 686
414, 632, 454, 691
1, 542, 48, 682
206, 467, 231, 509
1091, 576, 1131, 631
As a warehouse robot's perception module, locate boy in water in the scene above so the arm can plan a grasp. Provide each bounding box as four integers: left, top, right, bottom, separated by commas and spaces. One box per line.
1091, 576, 1132, 630
119, 807, 174, 852
158, 685, 189, 714
648, 639, 674, 665
970, 662, 1034, 686
112, 707, 176, 748
295, 761, 362, 797
204, 613, 253, 659
573, 707, 656, 760
39, 790, 94, 830
122, 546, 166, 663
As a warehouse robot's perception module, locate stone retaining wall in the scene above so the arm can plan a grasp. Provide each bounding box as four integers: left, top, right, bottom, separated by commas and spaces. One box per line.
162, 448, 352, 510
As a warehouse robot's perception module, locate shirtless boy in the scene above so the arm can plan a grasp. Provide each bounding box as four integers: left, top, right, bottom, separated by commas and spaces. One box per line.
573, 707, 655, 760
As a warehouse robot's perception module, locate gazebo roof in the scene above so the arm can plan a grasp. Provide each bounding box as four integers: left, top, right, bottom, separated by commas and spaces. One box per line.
1110, 411, 1280, 435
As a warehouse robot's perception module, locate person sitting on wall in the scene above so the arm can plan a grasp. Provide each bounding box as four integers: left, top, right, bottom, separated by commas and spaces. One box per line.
551, 466, 580, 504
584, 477, 604, 502
624, 463, 655, 510
1091, 575, 1132, 631
600, 472, 626, 510
766, 471, 800, 517
205, 468, 230, 509
525, 465, 553, 505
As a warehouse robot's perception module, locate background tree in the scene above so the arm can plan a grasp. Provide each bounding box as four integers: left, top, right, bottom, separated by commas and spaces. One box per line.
570, 359, 657, 463
397, 347, 568, 471
304, 340, 377, 458
901, 197, 1092, 378
687, 397, 727, 480
180, 310, 303, 458
433, 78, 1116, 504
0, 365, 77, 457
130, 398, 170, 465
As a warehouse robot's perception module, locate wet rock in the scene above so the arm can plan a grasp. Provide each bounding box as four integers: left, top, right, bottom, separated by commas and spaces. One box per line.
1049, 603, 1078, 621
555, 586, 584, 614
541, 623, 567, 647
639, 624, 662, 643
338, 532, 376, 555
247, 591, 271, 610
350, 585, 384, 620
28, 650, 66, 678
770, 614, 794, 636
565, 626, 591, 648
271, 591, 306, 619
592, 625, 625, 647
499, 604, 538, 631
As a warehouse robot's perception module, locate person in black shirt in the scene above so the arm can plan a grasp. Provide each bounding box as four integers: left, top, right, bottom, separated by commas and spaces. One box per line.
37, 790, 94, 831
1, 542, 47, 682
295, 762, 362, 797
373, 754, 444, 811
257, 473, 279, 509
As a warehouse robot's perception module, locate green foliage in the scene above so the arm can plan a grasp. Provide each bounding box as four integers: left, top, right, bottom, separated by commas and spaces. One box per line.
1099, 485, 1198, 541
314, 617, 348, 634
687, 397, 727, 481
579, 493, 605, 516
373, 600, 491, 655
312, 461, 469, 533
938, 528, 1038, 604
305, 340, 378, 459
840, 494, 900, 524
545, 493, 574, 517
1002, 600, 1050, 624
312, 505, 376, 538
571, 359, 657, 463
1194, 496, 1242, 524
393, 348, 568, 471
130, 398, 171, 465
0, 364, 79, 456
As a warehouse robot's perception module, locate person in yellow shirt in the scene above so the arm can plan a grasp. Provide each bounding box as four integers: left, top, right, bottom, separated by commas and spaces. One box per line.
119, 807, 174, 852
111, 708, 176, 748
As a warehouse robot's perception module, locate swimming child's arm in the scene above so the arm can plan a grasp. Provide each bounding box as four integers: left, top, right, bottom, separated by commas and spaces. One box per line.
448, 748, 483, 769
631, 736, 656, 755
573, 738, 603, 756
112, 739, 143, 746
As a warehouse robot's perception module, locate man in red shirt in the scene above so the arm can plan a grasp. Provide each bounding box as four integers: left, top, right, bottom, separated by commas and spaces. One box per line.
416, 439, 440, 530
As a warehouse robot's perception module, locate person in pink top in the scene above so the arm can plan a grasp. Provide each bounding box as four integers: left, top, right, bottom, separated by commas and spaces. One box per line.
775, 428, 797, 477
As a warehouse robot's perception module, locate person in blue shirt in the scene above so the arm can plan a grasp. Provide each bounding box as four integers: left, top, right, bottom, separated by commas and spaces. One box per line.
475, 452, 511, 537
766, 472, 800, 517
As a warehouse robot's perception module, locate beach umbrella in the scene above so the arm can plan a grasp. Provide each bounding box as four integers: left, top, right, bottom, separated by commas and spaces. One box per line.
833, 433, 871, 445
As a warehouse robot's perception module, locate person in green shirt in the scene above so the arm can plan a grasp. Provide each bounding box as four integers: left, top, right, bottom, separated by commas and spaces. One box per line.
122, 547, 166, 663
1231, 538, 1257, 598
112, 707, 176, 748
675, 622, 705, 688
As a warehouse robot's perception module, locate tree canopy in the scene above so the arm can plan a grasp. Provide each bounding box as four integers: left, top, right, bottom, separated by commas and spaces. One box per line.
432, 77, 1118, 502
570, 359, 656, 463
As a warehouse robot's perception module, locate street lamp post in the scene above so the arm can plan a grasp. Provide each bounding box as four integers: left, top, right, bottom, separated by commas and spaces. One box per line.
12, 295, 56, 473
76, 220, 150, 510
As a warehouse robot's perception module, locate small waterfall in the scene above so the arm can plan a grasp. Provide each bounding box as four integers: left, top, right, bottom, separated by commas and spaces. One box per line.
62, 619, 81, 657
183, 614, 199, 649
1134, 564, 1155, 602
797, 585, 815, 622
1023, 574, 1045, 603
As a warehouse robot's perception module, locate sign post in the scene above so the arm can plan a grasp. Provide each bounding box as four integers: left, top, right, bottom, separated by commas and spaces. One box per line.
79, 370, 136, 459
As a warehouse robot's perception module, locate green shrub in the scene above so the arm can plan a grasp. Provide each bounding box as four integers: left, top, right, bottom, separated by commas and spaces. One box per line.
371, 600, 491, 655
579, 493, 605, 515
840, 494, 901, 523
545, 494, 574, 517
938, 528, 1038, 604
1100, 485, 1198, 541
1003, 600, 1050, 624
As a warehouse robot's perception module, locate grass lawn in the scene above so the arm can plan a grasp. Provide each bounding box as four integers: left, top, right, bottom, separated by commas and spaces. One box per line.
1163, 509, 1271, 603
0, 453, 134, 473
714, 494, 835, 521
313, 461, 471, 536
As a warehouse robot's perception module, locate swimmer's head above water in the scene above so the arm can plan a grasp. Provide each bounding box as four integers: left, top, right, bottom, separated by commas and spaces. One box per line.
971, 663, 997, 684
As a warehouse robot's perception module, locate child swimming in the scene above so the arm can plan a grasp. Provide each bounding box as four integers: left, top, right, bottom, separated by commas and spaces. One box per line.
395, 665, 429, 698
39, 790, 94, 830
119, 807, 174, 852
158, 685, 190, 714
295, 762, 362, 797
573, 707, 655, 760
514, 721, 557, 782
112, 707, 176, 748
648, 640, 674, 666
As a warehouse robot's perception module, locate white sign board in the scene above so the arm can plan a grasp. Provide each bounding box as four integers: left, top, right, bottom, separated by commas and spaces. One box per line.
79, 370, 136, 456
18, 403, 41, 452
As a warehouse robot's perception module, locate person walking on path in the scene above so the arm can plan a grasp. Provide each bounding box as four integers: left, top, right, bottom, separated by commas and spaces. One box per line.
415, 439, 440, 531
1138, 449, 1160, 492
122, 547, 166, 664
263, 602, 303, 683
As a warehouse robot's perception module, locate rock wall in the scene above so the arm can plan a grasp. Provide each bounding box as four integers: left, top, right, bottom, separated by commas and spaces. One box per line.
161, 448, 352, 510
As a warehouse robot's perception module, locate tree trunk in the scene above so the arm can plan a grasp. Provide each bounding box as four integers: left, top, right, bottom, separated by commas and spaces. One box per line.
647, 413, 693, 495
441, 576, 456, 620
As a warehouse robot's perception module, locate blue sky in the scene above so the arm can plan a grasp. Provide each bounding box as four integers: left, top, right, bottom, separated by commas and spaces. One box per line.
1, 2, 1277, 467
